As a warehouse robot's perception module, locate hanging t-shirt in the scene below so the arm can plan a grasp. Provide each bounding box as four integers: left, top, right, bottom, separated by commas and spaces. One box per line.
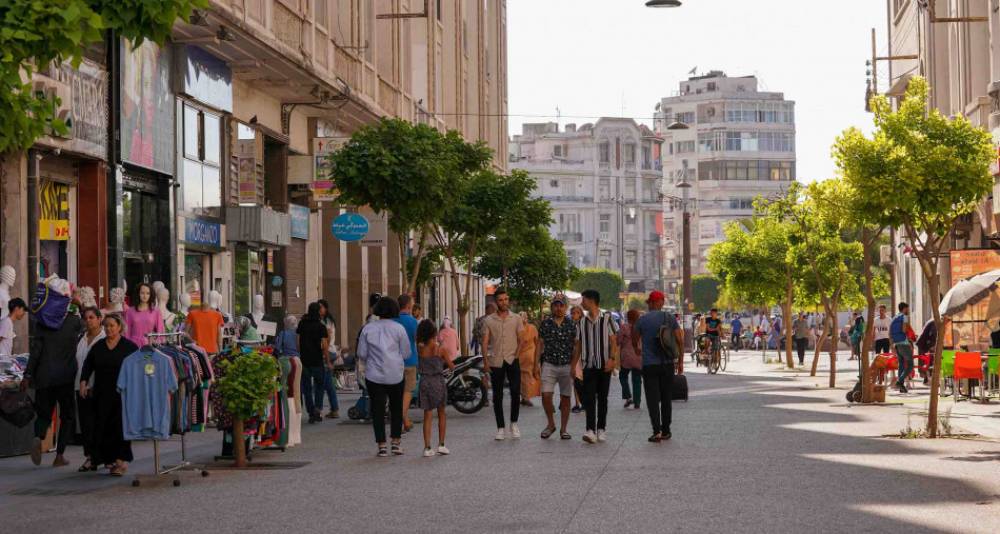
0, 316, 14, 356
117, 350, 178, 441
186, 309, 225, 354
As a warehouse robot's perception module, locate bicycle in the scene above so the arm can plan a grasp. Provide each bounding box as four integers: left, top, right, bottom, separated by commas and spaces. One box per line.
707, 336, 722, 374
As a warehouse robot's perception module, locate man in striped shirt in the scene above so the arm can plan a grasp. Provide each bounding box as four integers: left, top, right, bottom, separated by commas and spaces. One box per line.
571, 289, 619, 444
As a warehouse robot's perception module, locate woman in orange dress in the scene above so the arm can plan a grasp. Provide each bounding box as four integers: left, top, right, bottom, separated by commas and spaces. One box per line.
518, 312, 540, 406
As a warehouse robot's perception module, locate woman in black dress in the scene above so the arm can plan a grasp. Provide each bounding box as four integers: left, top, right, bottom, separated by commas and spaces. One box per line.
79, 314, 139, 476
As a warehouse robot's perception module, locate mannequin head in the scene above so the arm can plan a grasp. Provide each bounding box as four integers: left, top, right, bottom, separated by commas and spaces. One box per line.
0, 265, 15, 287
253, 294, 265, 314
151, 280, 165, 295
109, 287, 126, 305
178, 292, 192, 312
209, 290, 222, 310
156, 288, 170, 310
76, 286, 97, 308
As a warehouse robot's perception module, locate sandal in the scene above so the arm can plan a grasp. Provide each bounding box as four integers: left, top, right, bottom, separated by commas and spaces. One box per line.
391, 442, 404, 456
560, 432, 571, 440
78, 459, 97, 472
540, 426, 556, 440
377, 446, 389, 458
110, 462, 128, 477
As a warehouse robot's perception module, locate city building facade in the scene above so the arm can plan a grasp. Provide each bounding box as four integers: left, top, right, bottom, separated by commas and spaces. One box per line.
654, 71, 797, 302
510, 119, 665, 292
0, 0, 506, 353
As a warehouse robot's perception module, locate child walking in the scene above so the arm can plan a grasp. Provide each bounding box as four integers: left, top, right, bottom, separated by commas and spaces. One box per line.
417, 319, 454, 457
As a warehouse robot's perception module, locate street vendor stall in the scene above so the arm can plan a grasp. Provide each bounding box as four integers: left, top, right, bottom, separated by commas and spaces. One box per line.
0, 354, 41, 457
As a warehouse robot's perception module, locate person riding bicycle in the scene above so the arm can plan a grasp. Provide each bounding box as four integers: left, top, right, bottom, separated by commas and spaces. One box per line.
704, 309, 723, 357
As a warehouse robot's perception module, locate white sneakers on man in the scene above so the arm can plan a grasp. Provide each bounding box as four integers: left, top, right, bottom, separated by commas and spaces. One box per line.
495, 428, 506, 441
510, 423, 521, 439
597, 430, 608, 443
582, 430, 597, 444
437, 445, 450, 455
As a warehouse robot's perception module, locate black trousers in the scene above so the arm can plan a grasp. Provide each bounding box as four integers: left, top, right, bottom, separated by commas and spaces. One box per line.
642, 364, 674, 435
582, 368, 611, 432
795, 337, 808, 365
75, 392, 95, 458
33, 384, 75, 455
490, 360, 520, 428
368, 379, 404, 444
875, 339, 891, 355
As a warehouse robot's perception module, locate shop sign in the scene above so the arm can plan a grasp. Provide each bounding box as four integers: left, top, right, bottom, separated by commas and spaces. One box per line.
289, 204, 310, 239
39, 181, 70, 241
312, 137, 348, 202
271, 290, 283, 307
267, 250, 274, 272
331, 212, 369, 242
238, 156, 257, 204
950, 249, 1000, 286
271, 275, 284, 288
184, 218, 221, 248
120, 39, 174, 175
175, 45, 232, 113
359, 211, 388, 247
36, 58, 108, 160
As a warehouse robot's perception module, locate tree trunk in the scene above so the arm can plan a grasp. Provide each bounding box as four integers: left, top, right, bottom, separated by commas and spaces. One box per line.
828, 298, 839, 388
406, 227, 430, 294
811, 316, 827, 377
926, 268, 944, 438
860, 228, 878, 402
784, 276, 795, 369
232, 419, 247, 468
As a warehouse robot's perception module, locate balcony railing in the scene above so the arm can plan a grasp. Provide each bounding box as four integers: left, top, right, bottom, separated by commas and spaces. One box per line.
541, 195, 594, 203
557, 232, 583, 242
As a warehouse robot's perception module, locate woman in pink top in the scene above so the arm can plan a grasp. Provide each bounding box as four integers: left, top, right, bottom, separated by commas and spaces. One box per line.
123, 283, 163, 347
437, 317, 460, 360
617, 309, 643, 410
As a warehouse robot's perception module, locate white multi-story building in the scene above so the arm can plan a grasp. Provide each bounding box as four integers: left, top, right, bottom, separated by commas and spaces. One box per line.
654, 71, 797, 292
510, 118, 665, 292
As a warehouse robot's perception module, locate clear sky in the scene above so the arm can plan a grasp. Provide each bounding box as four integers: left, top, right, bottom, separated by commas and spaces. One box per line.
507, 0, 890, 182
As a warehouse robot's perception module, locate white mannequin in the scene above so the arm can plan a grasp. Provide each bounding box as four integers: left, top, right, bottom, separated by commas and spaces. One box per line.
178, 292, 192, 315
157, 287, 176, 330
0, 265, 15, 319
252, 294, 265, 327
151, 281, 166, 307
76, 286, 97, 308
209, 290, 222, 311
106, 287, 126, 314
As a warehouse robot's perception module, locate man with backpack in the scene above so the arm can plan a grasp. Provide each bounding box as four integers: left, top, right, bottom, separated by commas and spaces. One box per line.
632, 291, 684, 443
889, 302, 913, 394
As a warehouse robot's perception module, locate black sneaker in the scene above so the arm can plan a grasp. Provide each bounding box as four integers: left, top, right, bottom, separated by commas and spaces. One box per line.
899, 384, 908, 394
661, 431, 672, 441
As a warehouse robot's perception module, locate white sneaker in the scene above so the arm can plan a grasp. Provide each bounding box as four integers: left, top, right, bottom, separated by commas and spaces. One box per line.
510, 423, 521, 439
437, 445, 450, 455
423, 448, 435, 457
597, 430, 607, 442
495, 428, 506, 441
582, 430, 597, 444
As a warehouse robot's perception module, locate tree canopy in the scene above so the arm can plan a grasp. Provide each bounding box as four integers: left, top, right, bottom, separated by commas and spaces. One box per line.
569, 268, 625, 310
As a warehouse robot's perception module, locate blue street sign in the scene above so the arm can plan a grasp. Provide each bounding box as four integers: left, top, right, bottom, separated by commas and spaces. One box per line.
331, 212, 369, 242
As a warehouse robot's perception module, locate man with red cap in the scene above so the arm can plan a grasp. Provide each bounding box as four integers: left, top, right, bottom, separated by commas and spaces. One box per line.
631, 290, 684, 442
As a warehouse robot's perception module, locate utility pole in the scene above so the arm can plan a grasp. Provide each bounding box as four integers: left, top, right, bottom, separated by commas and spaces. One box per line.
679, 159, 693, 319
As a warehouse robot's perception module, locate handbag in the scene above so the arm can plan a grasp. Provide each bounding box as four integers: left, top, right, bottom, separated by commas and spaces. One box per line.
0, 389, 35, 428
29, 282, 70, 330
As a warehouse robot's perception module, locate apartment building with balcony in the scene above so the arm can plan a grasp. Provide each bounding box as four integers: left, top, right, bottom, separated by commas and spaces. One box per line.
510, 119, 665, 292
654, 71, 796, 291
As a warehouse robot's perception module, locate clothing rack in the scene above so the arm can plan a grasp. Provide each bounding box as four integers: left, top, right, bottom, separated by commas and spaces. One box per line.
132, 332, 210, 487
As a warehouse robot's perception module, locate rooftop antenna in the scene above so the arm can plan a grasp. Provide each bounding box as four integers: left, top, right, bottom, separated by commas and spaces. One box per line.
556, 106, 561, 126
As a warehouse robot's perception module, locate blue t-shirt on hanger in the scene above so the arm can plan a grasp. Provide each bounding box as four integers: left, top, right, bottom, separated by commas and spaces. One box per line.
117, 349, 179, 441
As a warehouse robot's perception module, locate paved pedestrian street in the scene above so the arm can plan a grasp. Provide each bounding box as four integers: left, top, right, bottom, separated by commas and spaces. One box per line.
2, 352, 999, 533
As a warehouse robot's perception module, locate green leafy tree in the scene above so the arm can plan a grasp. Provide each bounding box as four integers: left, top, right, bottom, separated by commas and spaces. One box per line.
0, 0, 206, 154
708, 214, 798, 368
834, 77, 994, 435
476, 226, 575, 312
569, 268, 625, 310
436, 169, 550, 354
330, 118, 491, 293
688, 274, 720, 312
216, 351, 280, 467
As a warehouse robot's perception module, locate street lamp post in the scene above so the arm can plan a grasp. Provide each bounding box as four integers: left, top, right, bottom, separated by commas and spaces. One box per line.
678, 160, 693, 316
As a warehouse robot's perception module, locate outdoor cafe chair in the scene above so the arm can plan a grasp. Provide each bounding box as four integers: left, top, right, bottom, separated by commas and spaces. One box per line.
953, 352, 983, 403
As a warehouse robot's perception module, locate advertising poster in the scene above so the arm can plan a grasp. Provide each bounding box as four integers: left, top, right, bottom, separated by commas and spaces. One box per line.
120, 39, 174, 174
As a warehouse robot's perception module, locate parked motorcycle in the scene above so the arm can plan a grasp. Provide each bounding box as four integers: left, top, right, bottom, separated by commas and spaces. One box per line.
446, 354, 488, 414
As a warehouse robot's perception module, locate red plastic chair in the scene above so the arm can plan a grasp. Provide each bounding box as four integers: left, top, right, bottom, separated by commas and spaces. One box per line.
954, 352, 983, 381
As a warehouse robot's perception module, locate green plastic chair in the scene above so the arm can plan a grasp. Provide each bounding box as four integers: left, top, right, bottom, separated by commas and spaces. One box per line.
941, 350, 956, 378
988, 349, 1000, 374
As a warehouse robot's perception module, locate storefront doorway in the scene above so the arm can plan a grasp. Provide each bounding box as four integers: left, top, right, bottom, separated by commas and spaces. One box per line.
120, 178, 170, 291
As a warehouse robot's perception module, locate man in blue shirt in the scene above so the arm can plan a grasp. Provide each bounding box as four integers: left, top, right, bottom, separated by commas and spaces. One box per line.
632, 291, 684, 442
730, 315, 743, 351
889, 302, 913, 394
394, 294, 419, 432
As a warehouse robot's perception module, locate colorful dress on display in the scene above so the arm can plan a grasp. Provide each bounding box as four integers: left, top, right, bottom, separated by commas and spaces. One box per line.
124, 306, 164, 347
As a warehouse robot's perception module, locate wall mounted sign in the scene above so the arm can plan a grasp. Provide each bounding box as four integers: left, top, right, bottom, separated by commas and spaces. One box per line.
331, 212, 369, 242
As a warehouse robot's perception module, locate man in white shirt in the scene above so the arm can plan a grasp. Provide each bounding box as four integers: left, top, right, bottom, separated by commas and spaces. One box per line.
873, 304, 892, 355
0, 298, 27, 356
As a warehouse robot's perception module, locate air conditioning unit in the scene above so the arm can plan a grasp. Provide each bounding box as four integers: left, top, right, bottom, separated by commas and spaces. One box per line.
879, 244, 893, 266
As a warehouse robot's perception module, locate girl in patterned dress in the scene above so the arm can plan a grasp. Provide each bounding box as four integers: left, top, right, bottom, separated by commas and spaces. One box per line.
417, 319, 454, 457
